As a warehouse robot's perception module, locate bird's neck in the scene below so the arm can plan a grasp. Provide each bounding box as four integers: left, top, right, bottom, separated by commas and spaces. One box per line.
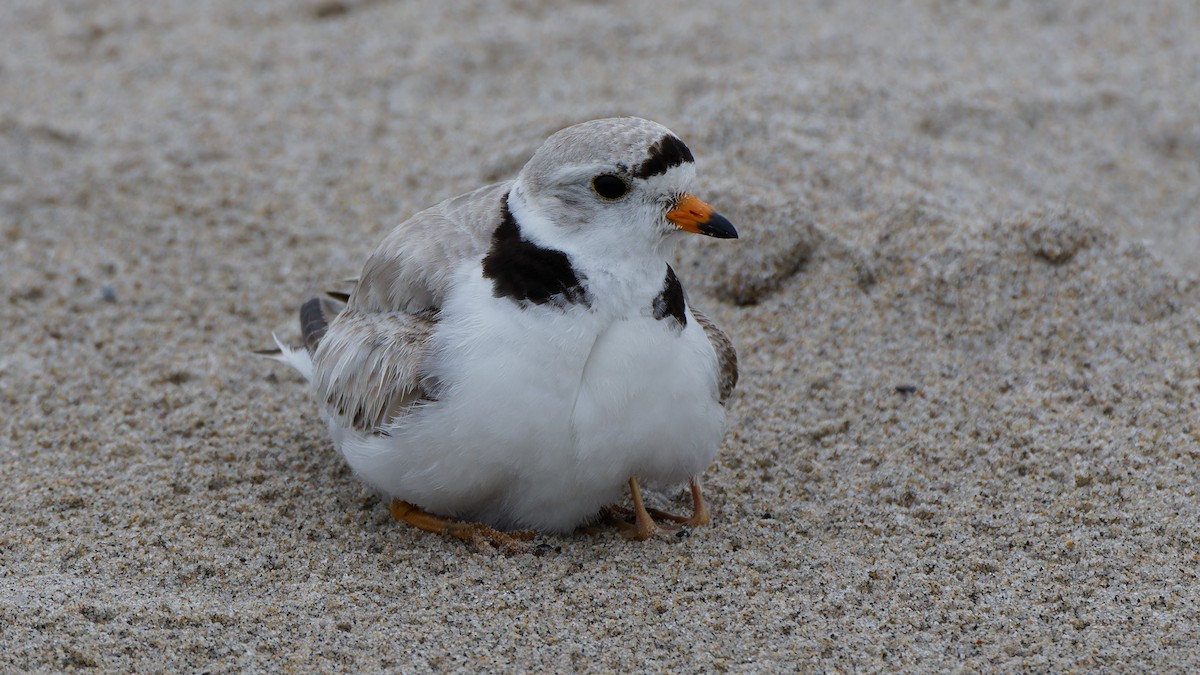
505, 188, 677, 312
508, 187, 670, 266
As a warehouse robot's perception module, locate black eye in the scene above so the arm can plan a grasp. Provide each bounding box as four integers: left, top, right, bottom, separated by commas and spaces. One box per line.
591, 174, 630, 200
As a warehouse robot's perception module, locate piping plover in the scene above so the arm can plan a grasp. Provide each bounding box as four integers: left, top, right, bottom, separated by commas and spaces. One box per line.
267, 117, 738, 552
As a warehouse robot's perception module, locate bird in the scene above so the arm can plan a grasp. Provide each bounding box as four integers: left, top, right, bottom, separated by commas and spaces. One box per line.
266, 117, 738, 553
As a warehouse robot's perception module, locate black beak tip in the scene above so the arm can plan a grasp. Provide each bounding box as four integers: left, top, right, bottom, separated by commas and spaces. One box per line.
699, 212, 738, 239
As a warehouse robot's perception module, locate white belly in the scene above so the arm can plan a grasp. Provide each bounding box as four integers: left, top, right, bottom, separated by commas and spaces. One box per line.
332, 271, 725, 533
571, 309, 725, 489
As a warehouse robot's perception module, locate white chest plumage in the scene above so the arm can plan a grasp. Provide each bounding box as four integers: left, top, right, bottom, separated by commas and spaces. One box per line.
335, 252, 723, 533
572, 305, 724, 490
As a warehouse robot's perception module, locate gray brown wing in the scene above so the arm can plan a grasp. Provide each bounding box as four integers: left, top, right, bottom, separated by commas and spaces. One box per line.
310, 308, 436, 433
307, 183, 510, 431
350, 181, 511, 314
692, 306, 738, 404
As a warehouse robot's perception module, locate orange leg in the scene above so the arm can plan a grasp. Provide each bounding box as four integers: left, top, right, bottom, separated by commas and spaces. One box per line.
689, 478, 711, 526
627, 476, 661, 541
389, 499, 536, 555
599, 477, 712, 540
645, 478, 710, 528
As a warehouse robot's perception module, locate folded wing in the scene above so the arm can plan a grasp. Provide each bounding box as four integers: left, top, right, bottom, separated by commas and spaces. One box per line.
692, 306, 738, 404
350, 182, 511, 314
306, 182, 511, 433
311, 307, 435, 433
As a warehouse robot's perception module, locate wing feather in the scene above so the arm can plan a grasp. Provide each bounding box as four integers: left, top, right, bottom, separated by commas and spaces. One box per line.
350, 181, 510, 313
692, 306, 738, 404
307, 182, 513, 432
311, 309, 435, 433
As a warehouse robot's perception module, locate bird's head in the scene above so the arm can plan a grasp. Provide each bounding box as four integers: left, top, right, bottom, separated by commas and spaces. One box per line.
509, 117, 737, 261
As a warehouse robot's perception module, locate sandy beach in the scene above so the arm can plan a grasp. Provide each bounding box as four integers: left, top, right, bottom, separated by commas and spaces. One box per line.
3, 0, 1199, 670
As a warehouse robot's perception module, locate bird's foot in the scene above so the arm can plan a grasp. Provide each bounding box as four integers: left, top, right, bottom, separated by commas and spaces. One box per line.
599, 505, 687, 540
595, 477, 712, 541
389, 499, 542, 555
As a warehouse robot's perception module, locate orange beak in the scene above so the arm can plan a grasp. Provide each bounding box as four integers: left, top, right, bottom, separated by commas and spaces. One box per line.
667, 194, 738, 239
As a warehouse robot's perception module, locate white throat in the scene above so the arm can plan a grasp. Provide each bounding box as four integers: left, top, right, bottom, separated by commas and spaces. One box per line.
507, 182, 681, 313
510, 182, 676, 265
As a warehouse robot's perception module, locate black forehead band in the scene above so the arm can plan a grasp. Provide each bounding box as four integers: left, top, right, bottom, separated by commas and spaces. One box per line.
630, 135, 694, 179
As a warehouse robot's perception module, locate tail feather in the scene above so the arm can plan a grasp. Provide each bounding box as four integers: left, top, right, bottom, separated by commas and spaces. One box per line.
300, 298, 328, 354
260, 333, 314, 382
300, 295, 348, 353
261, 294, 348, 381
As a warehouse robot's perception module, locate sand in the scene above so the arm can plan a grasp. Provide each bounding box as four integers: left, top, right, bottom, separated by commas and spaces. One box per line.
3, 0, 1199, 671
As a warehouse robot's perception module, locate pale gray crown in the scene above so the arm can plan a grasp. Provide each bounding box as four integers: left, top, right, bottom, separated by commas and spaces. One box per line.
517, 117, 690, 189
